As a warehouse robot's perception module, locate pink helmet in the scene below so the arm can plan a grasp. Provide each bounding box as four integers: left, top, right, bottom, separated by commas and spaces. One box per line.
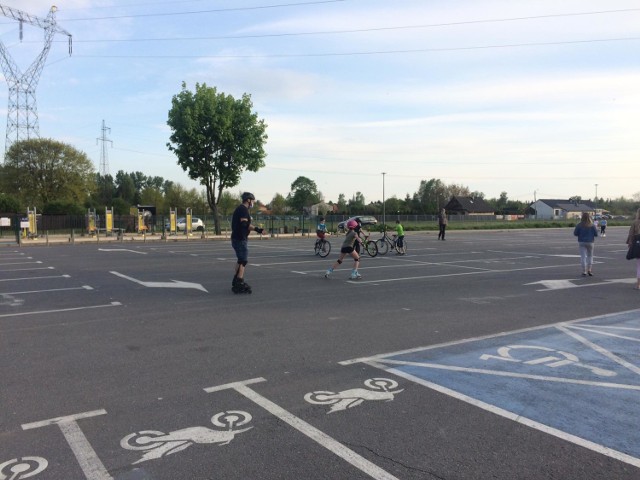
346, 219, 358, 229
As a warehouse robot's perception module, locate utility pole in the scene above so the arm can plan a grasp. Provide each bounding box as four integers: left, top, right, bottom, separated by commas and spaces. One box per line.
0, 5, 72, 153
97, 120, 112, 176
382, 172, 386, 228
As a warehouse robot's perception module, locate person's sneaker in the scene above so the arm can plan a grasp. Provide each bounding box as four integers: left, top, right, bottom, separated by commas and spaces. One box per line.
350, 272, 362, 280
324, 269, 332, 278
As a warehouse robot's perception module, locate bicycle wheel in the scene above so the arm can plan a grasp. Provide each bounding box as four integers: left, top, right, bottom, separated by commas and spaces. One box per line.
318, 239, 331, 257
395, 239, 407, 255
376, 238, 389, 255
364, 240, 378, 257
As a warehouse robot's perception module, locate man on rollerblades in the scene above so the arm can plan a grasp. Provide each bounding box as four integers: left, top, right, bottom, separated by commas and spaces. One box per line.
231, 192, 263, 293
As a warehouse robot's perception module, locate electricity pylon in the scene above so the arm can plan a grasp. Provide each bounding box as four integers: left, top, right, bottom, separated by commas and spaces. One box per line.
97, 120, 112, 176
0, 4, 72, 153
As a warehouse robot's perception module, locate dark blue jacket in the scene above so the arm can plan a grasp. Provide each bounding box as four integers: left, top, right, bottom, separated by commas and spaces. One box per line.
574, 223, 598, 243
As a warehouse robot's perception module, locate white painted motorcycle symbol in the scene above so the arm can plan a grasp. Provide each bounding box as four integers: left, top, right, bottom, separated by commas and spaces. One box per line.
120, 410, 253, 464
480, 345, 617, 377
304, 378, 403, 414
0, 457, 48, 480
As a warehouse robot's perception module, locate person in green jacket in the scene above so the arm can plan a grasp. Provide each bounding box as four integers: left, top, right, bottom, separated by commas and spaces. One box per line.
394, 220, 405, 254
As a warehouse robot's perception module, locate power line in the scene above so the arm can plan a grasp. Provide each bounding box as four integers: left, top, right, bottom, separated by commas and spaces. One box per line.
72, 36, 640, 59
58, 0, 347, 22
66, 8, 640, 43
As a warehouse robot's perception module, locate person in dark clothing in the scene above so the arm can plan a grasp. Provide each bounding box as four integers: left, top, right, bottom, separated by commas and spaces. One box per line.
231, 192, 263, 293
437, 208, 448, 240
573, 211, 598, 276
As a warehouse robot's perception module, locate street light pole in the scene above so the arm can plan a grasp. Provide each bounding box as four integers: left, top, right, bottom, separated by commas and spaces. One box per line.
382, 172, 386, 229
595, 183, 598, 215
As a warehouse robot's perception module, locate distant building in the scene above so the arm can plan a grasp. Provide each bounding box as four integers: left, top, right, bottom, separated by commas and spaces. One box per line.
310, 202, 336, 216
527, 199, 595, 220
444, 196, 494, 217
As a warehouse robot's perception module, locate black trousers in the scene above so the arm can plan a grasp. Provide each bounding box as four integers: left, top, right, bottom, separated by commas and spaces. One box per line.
438, 224, 446, 239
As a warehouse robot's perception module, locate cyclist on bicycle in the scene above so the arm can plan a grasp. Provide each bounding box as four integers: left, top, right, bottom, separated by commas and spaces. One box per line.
316, 217, 327, 240
394, 220, 405, 254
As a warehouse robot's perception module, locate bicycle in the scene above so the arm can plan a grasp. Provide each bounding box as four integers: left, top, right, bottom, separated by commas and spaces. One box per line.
356, 230, 378, 257
376, 229, 406, 255
393, 234, 407, 255
314, 237, 332, 257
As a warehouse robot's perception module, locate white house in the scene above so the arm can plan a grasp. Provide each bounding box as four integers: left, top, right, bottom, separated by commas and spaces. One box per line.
528, 199, 595, 220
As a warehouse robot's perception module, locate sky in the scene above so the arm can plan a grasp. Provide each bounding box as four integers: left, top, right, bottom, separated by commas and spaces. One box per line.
1, 0, 639, 206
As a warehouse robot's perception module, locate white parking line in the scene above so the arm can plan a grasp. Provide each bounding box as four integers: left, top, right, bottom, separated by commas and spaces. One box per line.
347, 263, 577, 284
0, 261, 42, 266
0, 266, 55, 273
373, 358, 640, 391
23, 410, 111, 480
0, 302, 122, 318
557, 324, 640, 375
0, 274, 69, 282
205, 378, 400, 480
0, 286, 93, 295
369, 361, 640, 469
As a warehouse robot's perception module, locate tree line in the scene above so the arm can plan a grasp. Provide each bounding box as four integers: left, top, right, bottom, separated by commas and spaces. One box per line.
2, 82, 638, 223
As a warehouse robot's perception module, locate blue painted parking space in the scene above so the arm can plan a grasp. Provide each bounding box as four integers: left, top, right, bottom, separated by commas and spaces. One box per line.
353, 310, 640, 468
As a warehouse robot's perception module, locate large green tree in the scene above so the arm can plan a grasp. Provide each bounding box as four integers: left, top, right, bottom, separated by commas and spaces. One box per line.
287, 176, 321, 213
414, 178, 446, 214
348, 192, 366, 214
269, 193, 288, 215
115, 170, 137, 204
2, 138, 95, 209
95, 173, 115, 207
167, 82, 268, 234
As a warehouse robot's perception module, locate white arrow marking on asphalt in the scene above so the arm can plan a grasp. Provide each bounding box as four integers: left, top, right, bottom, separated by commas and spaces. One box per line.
110, 271, 208, 292
98, 248, 147, 254
526, 278, 637, 291
525, 279, 579, 290
603, 278, 637, 284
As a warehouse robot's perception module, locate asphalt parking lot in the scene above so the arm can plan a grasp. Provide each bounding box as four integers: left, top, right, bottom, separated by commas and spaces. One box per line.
1, 227, 639, 479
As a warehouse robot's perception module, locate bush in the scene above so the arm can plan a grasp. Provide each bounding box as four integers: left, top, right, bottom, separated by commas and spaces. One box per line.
42, 201, 85, 215
0, 193, 20, 213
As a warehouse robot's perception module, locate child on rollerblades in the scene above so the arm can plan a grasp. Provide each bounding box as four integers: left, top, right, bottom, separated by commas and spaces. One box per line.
325, 219, 362, 279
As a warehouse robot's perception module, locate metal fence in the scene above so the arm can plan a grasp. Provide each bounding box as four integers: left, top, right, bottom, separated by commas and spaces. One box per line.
0, 211, 579, 239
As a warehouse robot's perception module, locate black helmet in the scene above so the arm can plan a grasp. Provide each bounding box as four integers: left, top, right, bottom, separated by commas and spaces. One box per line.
241, 192, 255, 202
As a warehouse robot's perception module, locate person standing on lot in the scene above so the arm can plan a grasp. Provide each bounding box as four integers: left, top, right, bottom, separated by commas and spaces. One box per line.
231, 192, 263, 294
626, 208, 640, 290
325, 219, 362, 279
437, 208, 448, 240
600, 217, 607, 237
573, 212, 598, 277
395, 219, 405, 253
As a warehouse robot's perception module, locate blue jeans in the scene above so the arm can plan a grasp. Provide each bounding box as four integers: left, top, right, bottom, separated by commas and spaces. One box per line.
232, 239, 248, 263
578, 242, 594, 271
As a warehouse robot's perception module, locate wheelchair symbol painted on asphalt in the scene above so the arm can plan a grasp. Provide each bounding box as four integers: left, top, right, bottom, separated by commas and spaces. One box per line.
0, 457, 48, 480
304, 378, 403, 414
480, 345, 617, 377
120, 410, 253, 464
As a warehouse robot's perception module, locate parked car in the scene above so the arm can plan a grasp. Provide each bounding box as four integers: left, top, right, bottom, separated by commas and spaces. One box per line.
165, 217, 205, 232
337, 215, 378, 232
